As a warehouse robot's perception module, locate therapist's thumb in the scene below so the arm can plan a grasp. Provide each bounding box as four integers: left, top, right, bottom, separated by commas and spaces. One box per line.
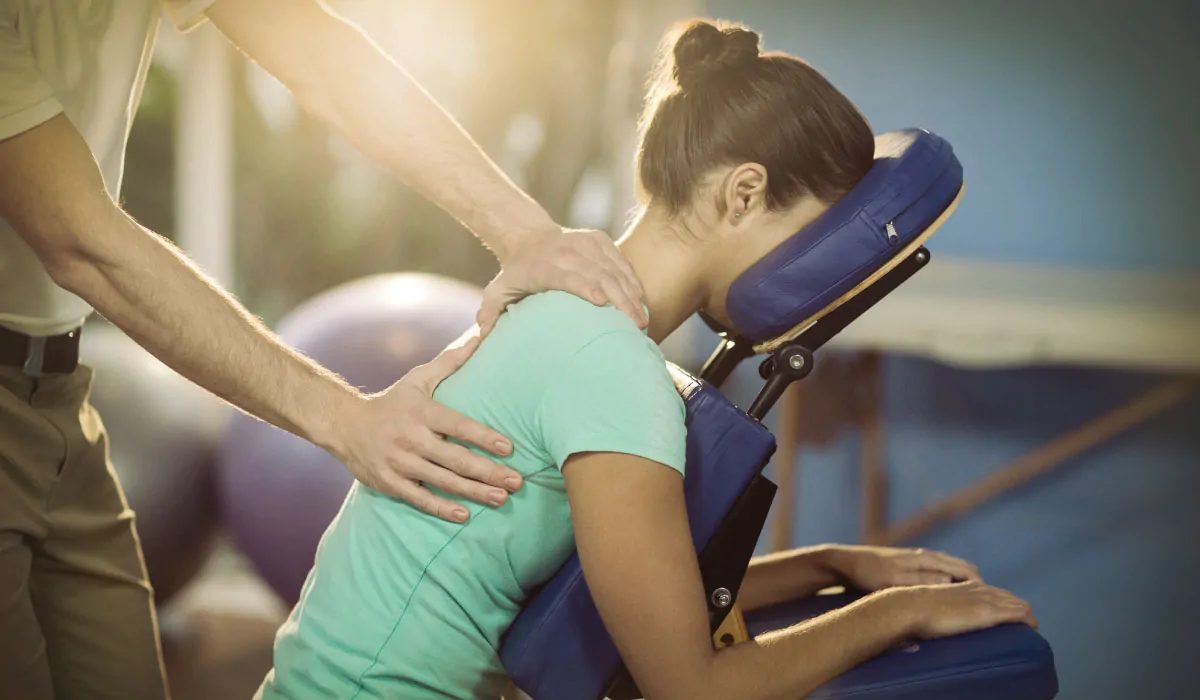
415, 334, 481, 392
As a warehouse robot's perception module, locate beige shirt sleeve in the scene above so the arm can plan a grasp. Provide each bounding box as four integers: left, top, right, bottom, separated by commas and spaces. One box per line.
164, 0, 220, 32
0, 17, 63, 141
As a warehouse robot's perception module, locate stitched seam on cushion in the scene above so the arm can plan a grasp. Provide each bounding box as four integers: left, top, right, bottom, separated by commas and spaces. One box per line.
758, 238, 891, 337
766, 209, 868, 282
347, 515, 480, 699
740, 142, 947, 302
732, 208, 876, 327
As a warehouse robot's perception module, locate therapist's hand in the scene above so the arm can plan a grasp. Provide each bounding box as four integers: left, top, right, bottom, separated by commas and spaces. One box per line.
478, 227, 647, 336
330, 334, 522, 523
826, 545, 983, 591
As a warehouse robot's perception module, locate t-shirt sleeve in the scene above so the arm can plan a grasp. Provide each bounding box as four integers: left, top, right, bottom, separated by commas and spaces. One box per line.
163, 0, 357, 33
540, 331, 687, 475
0, 20, 63, 141
164, 0, 218, 32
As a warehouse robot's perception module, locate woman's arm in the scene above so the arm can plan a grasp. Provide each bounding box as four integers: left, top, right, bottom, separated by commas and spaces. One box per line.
739, 545, 986, 613
563, 452, 1038, 700
737, 547, 842, 612
564, 453, 913, 700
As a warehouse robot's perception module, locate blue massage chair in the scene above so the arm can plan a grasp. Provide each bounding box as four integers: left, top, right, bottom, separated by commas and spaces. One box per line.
500, 129, 1059, 700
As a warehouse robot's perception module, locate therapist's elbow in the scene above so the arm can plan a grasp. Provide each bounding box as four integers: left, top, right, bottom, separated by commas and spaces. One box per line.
30, 211, 121, 299
42, 246, 104, 299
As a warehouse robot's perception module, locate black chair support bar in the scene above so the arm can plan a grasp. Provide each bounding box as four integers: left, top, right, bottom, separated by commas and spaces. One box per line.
747, 246, 932, 420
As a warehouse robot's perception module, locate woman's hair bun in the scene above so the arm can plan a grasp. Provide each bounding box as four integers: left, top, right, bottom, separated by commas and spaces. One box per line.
672, 21, 762, 91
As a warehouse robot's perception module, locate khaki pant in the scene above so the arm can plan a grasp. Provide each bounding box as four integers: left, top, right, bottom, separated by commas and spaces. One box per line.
0, 364, 168, 699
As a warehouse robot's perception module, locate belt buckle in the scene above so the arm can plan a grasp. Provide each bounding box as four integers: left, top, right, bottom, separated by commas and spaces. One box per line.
22, 336, 46, 378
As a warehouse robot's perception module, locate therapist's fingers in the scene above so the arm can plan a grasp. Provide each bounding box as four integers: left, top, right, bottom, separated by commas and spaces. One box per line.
419, 428, 523, 493
410, 445, 512, 508
425, 399, 516, 462
580, 232, 647, 328
593, 230, 646, 315
477, 280, 528, 338
551, 231, 645, 327
597, 274, 644, 329
381, 471, 470, 524
407, 340, 514, 459
476, 293, 502, 338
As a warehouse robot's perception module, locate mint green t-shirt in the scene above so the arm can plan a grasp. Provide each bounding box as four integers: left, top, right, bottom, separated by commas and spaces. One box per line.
256, 291, 687, 700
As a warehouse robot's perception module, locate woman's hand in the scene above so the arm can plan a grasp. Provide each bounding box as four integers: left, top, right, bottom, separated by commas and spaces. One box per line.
478, 227, 647, 336
884, 580, 1038, 640
826, 545, 983, 591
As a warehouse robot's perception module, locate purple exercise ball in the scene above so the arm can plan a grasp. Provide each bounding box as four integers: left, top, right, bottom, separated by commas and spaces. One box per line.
217, 273, 483, 605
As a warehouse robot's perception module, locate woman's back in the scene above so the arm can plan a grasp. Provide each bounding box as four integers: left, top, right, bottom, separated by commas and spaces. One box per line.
258, 291, 686, 699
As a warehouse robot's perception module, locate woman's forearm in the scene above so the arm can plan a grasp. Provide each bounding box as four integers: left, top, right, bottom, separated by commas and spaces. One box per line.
738, 546, 843, 612
705, 591, 915, 700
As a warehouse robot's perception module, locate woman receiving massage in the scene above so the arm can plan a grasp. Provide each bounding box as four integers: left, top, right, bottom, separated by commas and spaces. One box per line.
256, 19, 1037, 700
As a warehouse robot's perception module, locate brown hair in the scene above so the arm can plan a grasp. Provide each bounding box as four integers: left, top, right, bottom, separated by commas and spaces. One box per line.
636, 20, 874, 214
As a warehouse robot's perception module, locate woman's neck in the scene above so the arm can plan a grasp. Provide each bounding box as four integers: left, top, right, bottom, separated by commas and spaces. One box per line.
616, 208, 711, 344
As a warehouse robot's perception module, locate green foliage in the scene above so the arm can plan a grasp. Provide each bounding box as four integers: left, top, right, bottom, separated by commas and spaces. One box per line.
122, 63, 177, 241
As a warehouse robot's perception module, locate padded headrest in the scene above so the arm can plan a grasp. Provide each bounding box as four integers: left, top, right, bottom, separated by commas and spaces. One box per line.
726, 128, 963, 342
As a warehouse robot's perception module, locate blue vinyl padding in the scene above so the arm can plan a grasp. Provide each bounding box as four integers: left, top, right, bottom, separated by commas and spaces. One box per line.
500, 129, 1057, 700
745, 593, 1059, 700
727, 129, 963, 341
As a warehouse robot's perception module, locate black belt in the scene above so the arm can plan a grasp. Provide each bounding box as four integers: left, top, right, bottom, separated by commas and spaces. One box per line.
0, 325, 82, 376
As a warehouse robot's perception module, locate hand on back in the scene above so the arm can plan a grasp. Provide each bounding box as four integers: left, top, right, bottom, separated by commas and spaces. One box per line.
337, 226, 646, 522
330, 334, 523, 523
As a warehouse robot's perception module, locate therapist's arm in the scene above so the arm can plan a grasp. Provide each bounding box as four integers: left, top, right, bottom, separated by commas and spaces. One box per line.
562, 452, 1038, 700
204, 0, 646, 333
0, 116, 519, 522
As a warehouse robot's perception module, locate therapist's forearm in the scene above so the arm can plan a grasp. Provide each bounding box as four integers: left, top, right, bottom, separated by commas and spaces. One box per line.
55, 207, 360, 449
314, 51, 553, 260
0, 115, 358, 454
209, 0, 555, 261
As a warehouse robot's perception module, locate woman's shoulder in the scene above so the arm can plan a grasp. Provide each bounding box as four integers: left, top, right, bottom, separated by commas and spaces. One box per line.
502, 291, 654, 354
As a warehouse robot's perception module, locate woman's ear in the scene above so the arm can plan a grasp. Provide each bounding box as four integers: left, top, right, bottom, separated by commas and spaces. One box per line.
722, 163, 768, 223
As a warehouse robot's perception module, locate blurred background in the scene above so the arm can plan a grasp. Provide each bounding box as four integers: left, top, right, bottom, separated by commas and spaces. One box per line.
100, 0, 1198, 698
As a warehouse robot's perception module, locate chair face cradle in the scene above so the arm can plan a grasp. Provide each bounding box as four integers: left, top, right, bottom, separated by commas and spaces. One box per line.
499, 130, 1058, 700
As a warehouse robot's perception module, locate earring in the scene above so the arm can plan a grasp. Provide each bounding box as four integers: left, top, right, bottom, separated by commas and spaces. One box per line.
734, 212, 742, 218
